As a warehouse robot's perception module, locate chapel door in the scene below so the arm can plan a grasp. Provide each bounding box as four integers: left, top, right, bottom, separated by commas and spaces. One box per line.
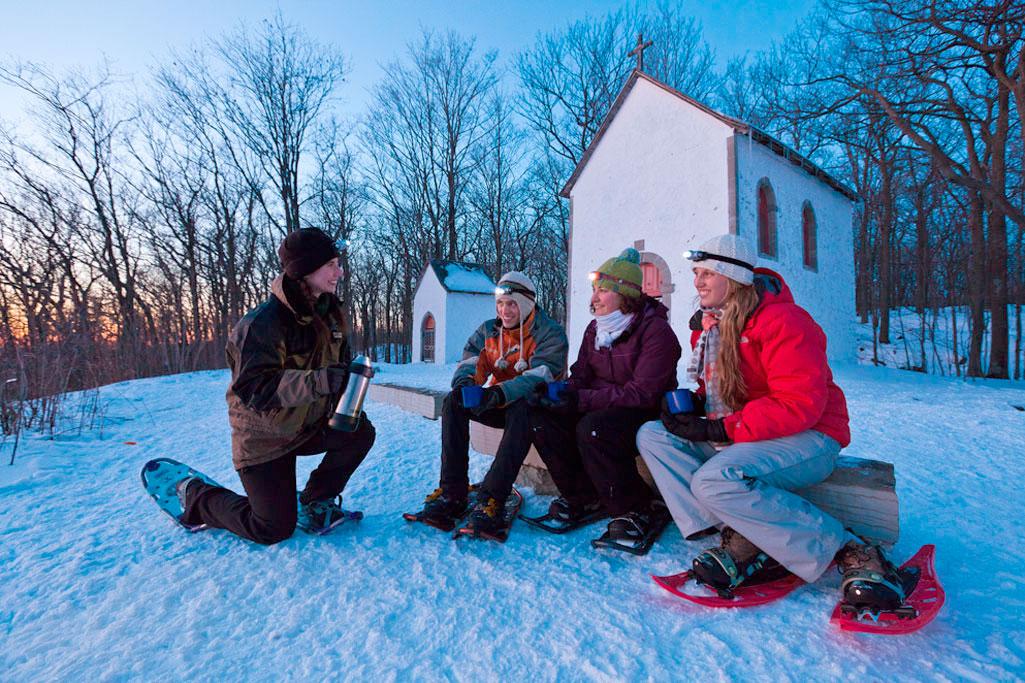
640, 261, 663, 299
421, 314, 435, 363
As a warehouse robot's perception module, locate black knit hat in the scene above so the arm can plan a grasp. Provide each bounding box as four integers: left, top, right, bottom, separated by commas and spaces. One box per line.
277, 228, 342, 279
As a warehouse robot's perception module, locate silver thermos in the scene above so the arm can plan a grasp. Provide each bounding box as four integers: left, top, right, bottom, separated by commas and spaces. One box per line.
328, 354, 373, 431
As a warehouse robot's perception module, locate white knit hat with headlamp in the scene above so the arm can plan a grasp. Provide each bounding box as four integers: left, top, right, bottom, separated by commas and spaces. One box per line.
494, 271, 537, 372
685, 234, 758, 285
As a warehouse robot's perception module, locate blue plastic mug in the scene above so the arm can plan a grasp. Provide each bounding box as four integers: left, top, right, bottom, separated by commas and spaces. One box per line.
665, 389, 695, 415
461, 385, 485, 408
547, 381, 569, 402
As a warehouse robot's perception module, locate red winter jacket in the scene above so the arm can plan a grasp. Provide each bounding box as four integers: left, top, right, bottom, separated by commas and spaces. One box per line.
690, 269, 851, 447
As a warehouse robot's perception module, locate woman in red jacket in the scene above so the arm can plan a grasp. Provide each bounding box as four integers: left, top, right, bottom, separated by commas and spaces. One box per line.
637, 234, 911, 611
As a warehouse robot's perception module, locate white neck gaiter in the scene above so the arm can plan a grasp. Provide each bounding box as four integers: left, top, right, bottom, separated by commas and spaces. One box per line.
594, 310, 634, 349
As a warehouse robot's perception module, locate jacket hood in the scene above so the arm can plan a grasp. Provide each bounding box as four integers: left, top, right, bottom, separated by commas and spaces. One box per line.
752, 267, 794, 307
271, 274, 312, 324
271, 274, 342, 326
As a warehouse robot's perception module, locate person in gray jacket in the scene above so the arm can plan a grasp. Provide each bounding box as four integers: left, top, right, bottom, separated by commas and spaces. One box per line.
412, 271, 568, 535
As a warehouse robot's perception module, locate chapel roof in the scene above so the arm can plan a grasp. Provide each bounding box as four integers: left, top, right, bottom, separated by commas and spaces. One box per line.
559, 70, 858, 202
422, 259, 495, 295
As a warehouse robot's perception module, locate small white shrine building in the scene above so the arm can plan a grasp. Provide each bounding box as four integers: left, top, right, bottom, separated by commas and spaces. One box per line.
560, 69, 857, 362
412, 260, 496, 364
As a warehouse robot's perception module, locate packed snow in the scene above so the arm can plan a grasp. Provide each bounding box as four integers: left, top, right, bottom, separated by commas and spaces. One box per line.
2, 364, 1025, 680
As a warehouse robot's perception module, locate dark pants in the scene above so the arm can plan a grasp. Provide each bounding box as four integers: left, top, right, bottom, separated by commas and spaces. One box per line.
439, 391, 535, 502
184, 417, 376, 545
530, 407, 657, 516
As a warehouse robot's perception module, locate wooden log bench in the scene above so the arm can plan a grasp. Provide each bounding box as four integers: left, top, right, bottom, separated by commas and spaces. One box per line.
469, 422, 899, 547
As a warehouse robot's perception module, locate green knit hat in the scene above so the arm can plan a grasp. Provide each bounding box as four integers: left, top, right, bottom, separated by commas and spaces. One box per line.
589, 248, 643, 298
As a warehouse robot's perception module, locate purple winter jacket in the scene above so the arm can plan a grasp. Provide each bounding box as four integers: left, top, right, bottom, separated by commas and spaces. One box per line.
567, 297, 682, 412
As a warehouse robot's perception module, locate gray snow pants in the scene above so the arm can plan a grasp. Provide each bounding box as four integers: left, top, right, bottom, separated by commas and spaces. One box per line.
636, 421, 846, 582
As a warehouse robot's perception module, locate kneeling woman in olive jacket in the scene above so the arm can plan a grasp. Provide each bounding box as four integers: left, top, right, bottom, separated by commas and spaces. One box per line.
177, 228, 375, 543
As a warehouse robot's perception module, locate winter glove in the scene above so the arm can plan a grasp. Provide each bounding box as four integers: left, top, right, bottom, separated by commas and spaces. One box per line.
526, 382, 547, 407
452, 374, 475, 391
538, 384, 578, 415
470, 386, 505, 416
691, 392, 707, 417
661, 407, 728, 443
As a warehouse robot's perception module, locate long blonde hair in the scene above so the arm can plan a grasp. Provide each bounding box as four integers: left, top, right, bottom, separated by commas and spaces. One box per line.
717, 279, 760, 410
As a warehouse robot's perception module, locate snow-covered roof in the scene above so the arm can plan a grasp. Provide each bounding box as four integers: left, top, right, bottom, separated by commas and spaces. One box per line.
560, 69, 858, 201
424, 260, 495, 295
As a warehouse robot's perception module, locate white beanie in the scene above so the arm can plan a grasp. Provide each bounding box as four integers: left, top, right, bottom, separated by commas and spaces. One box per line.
685, 234, 757, 285
494, 271, 537, 373
495, 271, 536, 321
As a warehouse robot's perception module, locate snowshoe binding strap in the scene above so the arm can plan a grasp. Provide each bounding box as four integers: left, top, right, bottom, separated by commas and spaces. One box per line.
693, 547, 776, 599
607, 513, 646, 540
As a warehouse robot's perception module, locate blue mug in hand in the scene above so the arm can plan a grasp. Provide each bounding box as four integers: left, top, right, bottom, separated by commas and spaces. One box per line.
547, 381, 569, 402
665, 389, 695, 415
461, 385, 485, 408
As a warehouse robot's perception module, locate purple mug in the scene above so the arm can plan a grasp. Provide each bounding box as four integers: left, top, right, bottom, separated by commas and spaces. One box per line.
665, 389, 695, 415
461, 385, 484, 408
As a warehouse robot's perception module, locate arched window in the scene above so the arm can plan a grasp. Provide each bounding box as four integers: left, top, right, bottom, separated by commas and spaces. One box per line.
421, 313, 435, 363
802, 202, 817, 271
757, 179, 777, 259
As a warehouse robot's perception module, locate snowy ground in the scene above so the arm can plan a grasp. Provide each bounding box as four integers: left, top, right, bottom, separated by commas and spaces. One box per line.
2, 364, 1025, 680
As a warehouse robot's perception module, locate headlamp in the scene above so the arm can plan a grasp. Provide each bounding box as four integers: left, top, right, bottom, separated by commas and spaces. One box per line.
683, 249, 754, 271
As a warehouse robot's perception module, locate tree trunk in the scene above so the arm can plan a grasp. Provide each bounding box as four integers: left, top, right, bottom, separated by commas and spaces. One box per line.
967, 192, 987, 377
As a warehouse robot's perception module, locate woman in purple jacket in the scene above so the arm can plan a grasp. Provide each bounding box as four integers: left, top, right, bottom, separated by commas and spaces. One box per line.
530, 248, 682, 551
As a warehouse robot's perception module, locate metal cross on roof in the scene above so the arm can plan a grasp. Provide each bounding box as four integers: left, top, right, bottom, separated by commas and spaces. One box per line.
628, 32, 653, 71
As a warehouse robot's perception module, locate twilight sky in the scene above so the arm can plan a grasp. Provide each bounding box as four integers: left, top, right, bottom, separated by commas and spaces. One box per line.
1, 0, 815, 123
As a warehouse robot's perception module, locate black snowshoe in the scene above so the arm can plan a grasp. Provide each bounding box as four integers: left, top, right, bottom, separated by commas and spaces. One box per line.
403, 485, 477, 532
453, 488, 523, 543
520, 496, 607, 534
590, 500, 671, 556
296, 492, 363, 535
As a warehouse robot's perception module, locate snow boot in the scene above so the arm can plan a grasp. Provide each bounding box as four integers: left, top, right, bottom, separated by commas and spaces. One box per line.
466, 495, 507, 536
298, 495, 349, 534
836, 541, 917, 612
691, 527, 790, 597
420, 487, 471, 525
605, 500, 670, 543
548, 496, 603, 523
175, 476, 202, 525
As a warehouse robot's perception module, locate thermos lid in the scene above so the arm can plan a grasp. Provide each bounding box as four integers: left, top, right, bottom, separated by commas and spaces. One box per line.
350, 354, 373, 378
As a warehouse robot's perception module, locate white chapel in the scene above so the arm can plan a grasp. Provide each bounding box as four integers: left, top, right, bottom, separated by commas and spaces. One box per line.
411, 260, 496, 364
561, 69, 857, 363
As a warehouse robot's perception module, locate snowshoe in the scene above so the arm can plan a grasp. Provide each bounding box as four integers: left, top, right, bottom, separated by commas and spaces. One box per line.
403, 485, 478, 532
520, 496, 607, 534
690, 527, 793, 599
296, 492, 363, 535
141, 458, 221, 532
831, 544, 944, 635
590, 500, 671, 556
453, 488, 523, 543
652, 569, 805, 608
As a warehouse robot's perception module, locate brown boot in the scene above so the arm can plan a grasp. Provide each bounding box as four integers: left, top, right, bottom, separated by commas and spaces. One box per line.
691, 527, 788, 595
835, 541, 914, 612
